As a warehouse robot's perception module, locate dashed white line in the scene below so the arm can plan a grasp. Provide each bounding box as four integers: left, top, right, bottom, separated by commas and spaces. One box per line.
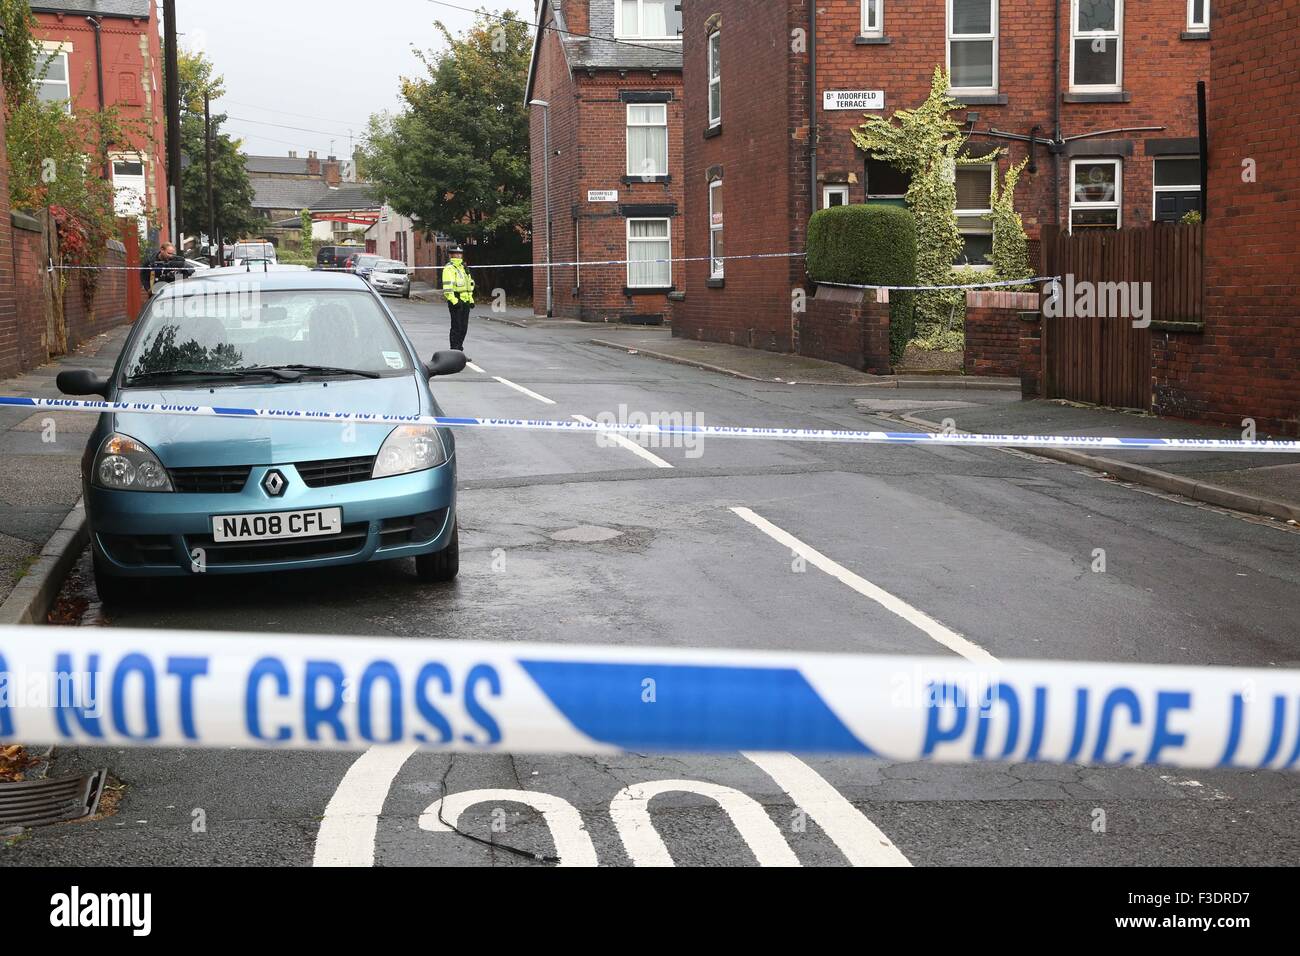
729, 506, 996, 664
573, 414, 674, 468
491, 375, 556, 405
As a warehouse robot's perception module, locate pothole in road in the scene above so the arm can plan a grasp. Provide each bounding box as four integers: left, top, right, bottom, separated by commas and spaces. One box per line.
549, 526, 624, 544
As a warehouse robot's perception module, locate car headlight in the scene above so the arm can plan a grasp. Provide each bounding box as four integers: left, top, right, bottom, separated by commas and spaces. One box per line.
372, 425, 448, 479
93, 433, 173, 491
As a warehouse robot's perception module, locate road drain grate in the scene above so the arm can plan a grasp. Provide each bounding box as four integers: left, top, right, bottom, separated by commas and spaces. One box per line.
0, 769, 107, 827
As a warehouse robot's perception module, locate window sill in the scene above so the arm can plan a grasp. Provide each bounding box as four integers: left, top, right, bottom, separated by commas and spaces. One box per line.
624, 286, 675, 296
1151, 320, 1205, 333
954, 93, 1008, 105
1063, 90, 1132, 103
622, 175, 672, 185
853, 35, 891, 45
703, 124, 722, 139
1180, 31, 1210, 41
706, 278, 725, 289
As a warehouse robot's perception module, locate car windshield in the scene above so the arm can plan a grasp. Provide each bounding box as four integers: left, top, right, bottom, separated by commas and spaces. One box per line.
376, 261, 406, 273
356, 255, 380, 267
122, 289, 412, 381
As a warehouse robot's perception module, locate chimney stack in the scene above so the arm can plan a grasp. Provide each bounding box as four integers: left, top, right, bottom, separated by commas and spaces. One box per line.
323, 157, 341, 186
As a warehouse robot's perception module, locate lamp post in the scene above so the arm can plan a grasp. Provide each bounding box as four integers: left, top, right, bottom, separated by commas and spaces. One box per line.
528, 99, 553, 317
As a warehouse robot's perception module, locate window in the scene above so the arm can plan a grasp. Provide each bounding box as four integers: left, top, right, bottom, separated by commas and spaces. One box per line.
35, 49, 71, 110
948, 0, 997, 94
617, 0, 682, 39
1153, 157, 1202, 222
1070, 159, 1122, 231
1071, 0, 1123, 91
709, 181, 724, 278
1187, 0, 1210, 31
823, 185, 850, 208
627, 218, 671, 288
955, 164, 994, 266
861, 0, 883, 36
626, 104, 668, 179
707, 31, 721, 128
111, 154, 147, 228
865, 157, 910, 203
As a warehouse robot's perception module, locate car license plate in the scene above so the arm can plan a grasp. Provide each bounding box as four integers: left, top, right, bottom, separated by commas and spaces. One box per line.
211, 508, 342, 542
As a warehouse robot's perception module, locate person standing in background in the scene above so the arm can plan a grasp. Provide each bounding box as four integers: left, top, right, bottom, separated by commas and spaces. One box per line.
441, 245, 475, 352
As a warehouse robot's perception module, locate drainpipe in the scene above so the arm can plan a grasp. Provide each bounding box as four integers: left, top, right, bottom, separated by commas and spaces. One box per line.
1051, 1, 1062, 227
808, 0, 818, 214
86, 17, 110, 180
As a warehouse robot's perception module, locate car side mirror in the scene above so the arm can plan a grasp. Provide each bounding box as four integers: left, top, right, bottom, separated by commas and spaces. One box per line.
426, 351, 467, 378
56, 369, 110, 397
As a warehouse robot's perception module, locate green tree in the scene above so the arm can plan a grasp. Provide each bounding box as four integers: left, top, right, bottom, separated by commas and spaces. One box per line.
360, 12, 531, 262
169, 48, 256, 244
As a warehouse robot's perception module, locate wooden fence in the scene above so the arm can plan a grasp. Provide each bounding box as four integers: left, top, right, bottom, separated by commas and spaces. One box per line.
1041, 223, 1203, 409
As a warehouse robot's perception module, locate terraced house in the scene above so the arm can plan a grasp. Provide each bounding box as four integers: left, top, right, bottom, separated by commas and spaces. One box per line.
526, 0, 684, 322
673, 0, 1211, 351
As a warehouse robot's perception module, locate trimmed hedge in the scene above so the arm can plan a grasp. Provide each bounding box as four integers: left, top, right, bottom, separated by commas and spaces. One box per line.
807, 204, 917, 366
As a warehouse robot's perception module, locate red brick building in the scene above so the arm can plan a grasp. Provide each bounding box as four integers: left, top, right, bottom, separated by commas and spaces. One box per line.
526, 0, 684, 321
675, 0, 1211, 351
1153, 0, 1300, 435
29, 0, 170, 244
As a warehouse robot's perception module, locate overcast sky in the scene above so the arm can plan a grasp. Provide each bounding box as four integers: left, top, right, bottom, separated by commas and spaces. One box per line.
172, 0, 528, 160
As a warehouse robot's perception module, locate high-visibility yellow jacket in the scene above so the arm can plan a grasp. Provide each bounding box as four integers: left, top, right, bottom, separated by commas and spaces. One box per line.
442, 258, 475, 305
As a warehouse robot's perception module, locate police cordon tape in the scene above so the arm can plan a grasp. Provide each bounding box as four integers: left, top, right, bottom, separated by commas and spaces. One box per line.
2, 394, 1297, 454
1, 626, 1297, 771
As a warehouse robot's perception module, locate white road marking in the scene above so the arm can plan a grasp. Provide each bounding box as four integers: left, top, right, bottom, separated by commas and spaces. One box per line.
573, 413, 674, 468
729, 506, 996, 664
743, 752, 911, 867
610, 779, 801, 867
312, 744, 417, 867
466, 362, 487, 374
490, 375, 557, 405
420, 789, 598, 867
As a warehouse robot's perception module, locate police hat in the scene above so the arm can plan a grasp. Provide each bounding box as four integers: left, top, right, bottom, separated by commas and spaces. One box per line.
449, 245, 465, 254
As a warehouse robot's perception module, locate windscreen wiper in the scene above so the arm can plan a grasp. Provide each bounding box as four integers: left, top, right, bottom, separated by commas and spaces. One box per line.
270, 364, 383, 379
124, 368, 283, 385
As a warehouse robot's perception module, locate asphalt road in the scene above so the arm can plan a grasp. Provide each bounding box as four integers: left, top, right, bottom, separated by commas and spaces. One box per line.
5, 297, 1300, 867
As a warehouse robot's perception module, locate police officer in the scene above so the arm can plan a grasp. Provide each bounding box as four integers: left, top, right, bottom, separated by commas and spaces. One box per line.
441, 245, 475, 352
140, 242, 193, 296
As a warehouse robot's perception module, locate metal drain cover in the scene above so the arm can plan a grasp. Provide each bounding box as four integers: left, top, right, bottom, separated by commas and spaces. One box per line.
0, 769, 107, 828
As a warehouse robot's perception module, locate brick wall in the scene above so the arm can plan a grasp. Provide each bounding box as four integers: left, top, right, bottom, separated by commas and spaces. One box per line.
1151, 0, 1300, 436
63, 243, 129, 348
1020, 316, 1043, 398
675, 0, 810, 351
0, 61, 14, 377
964, 290, 1038, 376
800, 286, 891, 373
5, 214, 49, 378
530, 1, 684, 322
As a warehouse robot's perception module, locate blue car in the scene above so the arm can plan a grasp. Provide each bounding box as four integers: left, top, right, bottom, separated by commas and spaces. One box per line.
56, 271, 466, 604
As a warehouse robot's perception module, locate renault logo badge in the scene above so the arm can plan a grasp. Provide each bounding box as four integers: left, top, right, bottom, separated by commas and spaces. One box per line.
262, 469, 287, 498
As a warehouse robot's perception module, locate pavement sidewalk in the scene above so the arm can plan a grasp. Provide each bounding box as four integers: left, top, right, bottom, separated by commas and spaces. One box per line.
0, 327, 129, 622
588, 327, 1018, 388
590, 327, 1299, 523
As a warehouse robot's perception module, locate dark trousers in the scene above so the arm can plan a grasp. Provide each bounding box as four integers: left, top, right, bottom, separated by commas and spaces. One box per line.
447, 301, 471, 350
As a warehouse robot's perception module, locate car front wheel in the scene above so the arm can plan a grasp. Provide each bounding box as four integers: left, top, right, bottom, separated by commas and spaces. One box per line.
415, 522, 459, 582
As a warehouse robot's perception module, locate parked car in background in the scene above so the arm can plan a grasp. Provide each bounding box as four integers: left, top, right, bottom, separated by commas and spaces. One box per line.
351, 254, 382, 281
232, 240, 278, 265
316, 245, 368, 271
369, 260, 411, 298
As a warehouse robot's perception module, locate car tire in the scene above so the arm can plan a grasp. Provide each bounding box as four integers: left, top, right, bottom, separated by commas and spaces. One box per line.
415, 522, 459, 582
93, 552, 141, 606
402, 287, 410, 299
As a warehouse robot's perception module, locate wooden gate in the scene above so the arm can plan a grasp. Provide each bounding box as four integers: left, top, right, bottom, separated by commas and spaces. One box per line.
1040, 223, 1203, 410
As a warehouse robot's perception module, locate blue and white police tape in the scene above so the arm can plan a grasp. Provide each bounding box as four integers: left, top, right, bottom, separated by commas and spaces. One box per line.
3, 394, 1297, 454
1, 626, 1298, 771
